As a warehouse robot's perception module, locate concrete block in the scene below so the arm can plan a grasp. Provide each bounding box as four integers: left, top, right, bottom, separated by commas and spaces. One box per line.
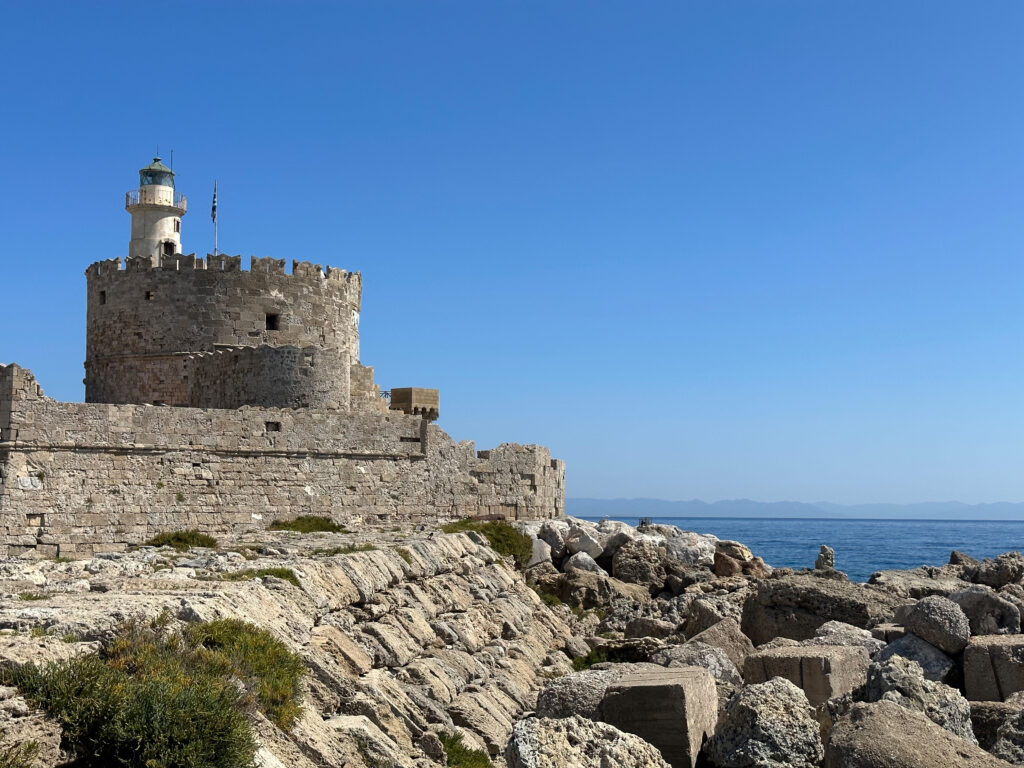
688, 618, 755, 672
600, 667, 717, 768
744, 645, 870, 706
965, 635, 1024, 701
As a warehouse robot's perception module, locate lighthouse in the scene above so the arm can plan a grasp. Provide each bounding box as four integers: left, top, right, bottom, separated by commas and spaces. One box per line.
125, 157, 187, 264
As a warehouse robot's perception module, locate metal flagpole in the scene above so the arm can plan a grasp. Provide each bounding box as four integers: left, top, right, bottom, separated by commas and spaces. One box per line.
212, 180, 218, 257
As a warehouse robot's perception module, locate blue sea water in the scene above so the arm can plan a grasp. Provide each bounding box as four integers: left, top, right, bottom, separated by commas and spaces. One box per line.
577, 516, 1024, 582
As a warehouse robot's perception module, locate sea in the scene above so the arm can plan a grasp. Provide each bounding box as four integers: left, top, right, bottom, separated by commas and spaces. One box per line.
576, 516, 1024, 583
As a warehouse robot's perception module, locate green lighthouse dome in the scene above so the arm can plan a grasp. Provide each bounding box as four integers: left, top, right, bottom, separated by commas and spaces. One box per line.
139, 157, 175, 188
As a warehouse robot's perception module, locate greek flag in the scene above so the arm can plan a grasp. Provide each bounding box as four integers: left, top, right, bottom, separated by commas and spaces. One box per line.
211, 181, 218, 223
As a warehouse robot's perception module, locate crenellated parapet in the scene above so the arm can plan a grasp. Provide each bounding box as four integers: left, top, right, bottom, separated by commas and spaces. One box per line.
84, 254, 362, 406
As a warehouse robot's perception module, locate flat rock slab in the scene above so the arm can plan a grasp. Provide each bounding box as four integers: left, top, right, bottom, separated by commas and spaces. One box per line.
826, 701, 1013, 768
601, 667, 717, 768
744, 645, 870, 706
965, 636, 1024, 701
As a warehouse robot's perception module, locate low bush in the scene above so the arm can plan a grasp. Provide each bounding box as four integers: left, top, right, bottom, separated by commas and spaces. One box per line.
438, 732, 491, 768
144, 530, 218, 551
311, 543, 376, 556
395, 547, 413, 564
0, 616, 304, 768
267, 515, 345, 533
16, 592, 46, 601
440, 519, 532, 568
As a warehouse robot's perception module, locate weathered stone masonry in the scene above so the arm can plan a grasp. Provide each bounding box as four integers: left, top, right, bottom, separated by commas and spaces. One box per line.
0, 246, 565, 557
0, 363, 565, 557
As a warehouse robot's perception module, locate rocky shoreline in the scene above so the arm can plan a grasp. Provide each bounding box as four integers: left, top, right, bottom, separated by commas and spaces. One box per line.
2, 516, 1024, 767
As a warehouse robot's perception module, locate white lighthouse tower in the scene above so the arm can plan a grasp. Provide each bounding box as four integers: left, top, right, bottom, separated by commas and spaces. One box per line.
125, 157, 188, 264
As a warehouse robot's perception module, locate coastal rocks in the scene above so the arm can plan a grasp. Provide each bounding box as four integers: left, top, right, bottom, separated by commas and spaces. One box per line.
564, 527, 604, 560
612, 539, 667, 594
535, 663, 663, 720
990, 709, 1024, 765
858, 656, 975, 742
713, 552, 744, 578
816, 545, 836, 570
563, 551, 603, 575
649, 641, 743, 686
741, 575, 904, 645
965, 636, 1024, 701
687, 618, 755, 671
825, 701, 1013, 768
706, 677, 824, 768
717, 540, 753, 562
601, 667, 717, 768
624, 617, 677, 639
803, 620, 885, 656
504, 715, 670, 768
743, 645, 870, 706
867, 566, 968, 600
557, 570, 651, 610
973, 552, 1024, 590
875, 633, 956, 684
950, 586, 1022, 635
903, 595, 971, 654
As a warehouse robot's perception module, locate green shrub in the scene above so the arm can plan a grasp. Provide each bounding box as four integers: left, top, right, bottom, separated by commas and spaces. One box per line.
572, 647, 609, 671
0, 733, 38, 768
144, 530, 218, 551
530, 586, 562, 607
441, 519, 532, 568
395, 547, 413, 564
438, 732, 491, 768
175, 492, 185, 503
267, 515, 345, 533
311, 543, 376, 556
1, 619, 264, 767
16, 592, 46, 601
184, 619, 305, 731
221, 567, 301, 588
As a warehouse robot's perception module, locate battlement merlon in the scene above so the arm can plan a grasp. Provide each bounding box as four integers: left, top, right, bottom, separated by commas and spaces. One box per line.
84, 256, 361, 287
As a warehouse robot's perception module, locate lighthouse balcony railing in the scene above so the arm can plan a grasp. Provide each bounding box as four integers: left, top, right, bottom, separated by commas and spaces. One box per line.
125, 190, 188, 211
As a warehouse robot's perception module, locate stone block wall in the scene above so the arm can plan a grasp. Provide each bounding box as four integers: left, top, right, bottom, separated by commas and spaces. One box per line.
84, 255, 360, 406
0, 366, 564, 557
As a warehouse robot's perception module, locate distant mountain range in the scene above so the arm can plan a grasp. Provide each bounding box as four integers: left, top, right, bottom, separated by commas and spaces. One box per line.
567, 498, 1024, 520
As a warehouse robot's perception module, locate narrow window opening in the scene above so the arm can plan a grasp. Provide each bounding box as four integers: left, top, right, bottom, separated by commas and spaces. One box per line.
99, 290, 106, 305
399, 436, 421, 443
173, 219, 181, 233
145, 290, 155, 301
265, 421, 282, 433
265, 313, 280, 331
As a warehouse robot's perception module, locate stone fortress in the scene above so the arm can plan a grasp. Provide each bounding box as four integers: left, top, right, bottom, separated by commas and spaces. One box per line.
0, 158, 564, 557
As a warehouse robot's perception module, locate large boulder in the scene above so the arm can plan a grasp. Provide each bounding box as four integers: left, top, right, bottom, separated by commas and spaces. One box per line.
868, 566, 968, 600
563, 551, 604, 575
825, 701, 1012, 768
536, 663, 664, 720
557, 570, 651, 610
858, 656, 975, 742
687, 618, 755, 671
974, 552, 1024, 590
601, 667, 717, 768
646, 527, 717, 567
505, 715, 670, 768
803, 620, 885, 656
526, 538, 553, 569
875, 633, 956, 684
950, 585, 1021, 635
744, 645, 870, 707
903, 595, 971, 654
565, 526, 604, 559
742, 575, 904, 645
965, 635, 1024, 702
649, 641, 743, 686
990, 707, 1024, 765
971, 701, 1018, 751
612, 539, 667, 595
717, 540, 753, 562
706, 677, 823, 768
624, 617, 677, 639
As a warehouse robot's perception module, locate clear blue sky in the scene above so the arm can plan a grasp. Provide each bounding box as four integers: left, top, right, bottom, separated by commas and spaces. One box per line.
2, 2, 1023, 505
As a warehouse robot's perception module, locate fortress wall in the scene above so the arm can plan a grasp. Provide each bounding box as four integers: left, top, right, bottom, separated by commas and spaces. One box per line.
85, 256, 361, 405
350, 363, 388, 414
0, 368, 563, 557
188, 346, 351, 410
84, 354, 191, 406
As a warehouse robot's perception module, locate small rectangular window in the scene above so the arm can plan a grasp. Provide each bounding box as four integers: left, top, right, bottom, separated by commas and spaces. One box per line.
399, 436, 421, 443
265, 314, 280, 331
145, 291, 155, 301
99, 290, 106, 305
173, 219, 181, 233
265, 421, 282, 433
